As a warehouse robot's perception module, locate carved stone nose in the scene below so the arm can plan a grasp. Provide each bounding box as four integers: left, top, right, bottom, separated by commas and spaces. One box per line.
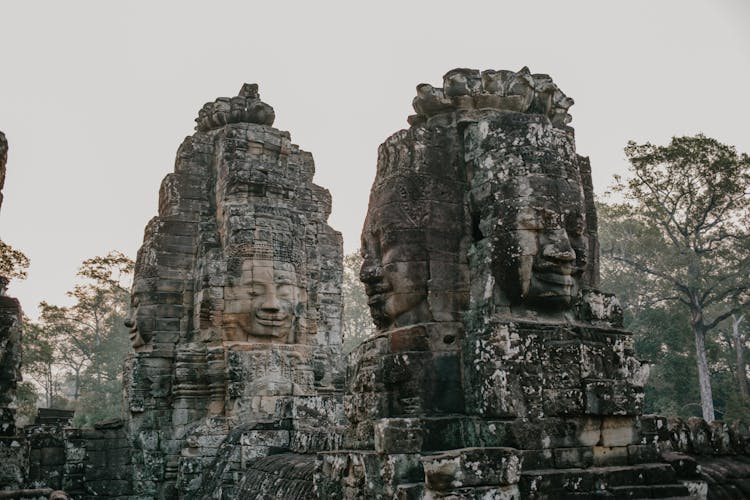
543, 229, 576, 262
124, 318, 135, 328
543, 245, 575, 262
261, 293, 281, 311
359, 262, 383, 283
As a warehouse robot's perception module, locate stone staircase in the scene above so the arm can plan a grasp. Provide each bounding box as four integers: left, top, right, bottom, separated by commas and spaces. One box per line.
520, 463, 693, 499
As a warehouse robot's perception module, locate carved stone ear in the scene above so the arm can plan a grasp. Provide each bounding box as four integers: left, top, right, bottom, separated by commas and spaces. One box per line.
294, 302, 305, 317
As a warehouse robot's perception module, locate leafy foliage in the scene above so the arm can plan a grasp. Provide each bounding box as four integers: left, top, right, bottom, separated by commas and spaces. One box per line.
20, 318, 65, 409
0, 240, 29, 284
341, 251, 375, 353
601, 134, 750, 421
21, 251, 133, 426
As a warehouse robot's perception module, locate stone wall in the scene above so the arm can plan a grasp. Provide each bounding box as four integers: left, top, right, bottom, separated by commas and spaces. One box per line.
20, 422, 131, 499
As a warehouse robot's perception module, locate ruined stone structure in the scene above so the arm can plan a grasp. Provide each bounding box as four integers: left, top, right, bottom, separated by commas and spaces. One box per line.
0, 131, 27, 491
122, 83, 345, 499
4, 74, 750, 499
314, 68, 750, 499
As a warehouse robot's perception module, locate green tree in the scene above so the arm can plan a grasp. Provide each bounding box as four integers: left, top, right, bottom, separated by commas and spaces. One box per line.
0, 240, 29, 293
14, 381, 41, 426
21, 318, 64, 409
25, 251, 133, 425
341, 252, 375, 353
603, 135, 750, 421
599, 202, 747, 420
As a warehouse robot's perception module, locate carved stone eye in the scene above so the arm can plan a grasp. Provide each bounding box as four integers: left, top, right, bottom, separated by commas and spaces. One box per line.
277, 284, 293, 299
565, 212, 585, 236
535, 208, 563, 230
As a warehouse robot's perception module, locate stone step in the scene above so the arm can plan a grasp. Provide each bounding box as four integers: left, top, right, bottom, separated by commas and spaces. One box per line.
394, 482, 424, 500
609, 484, 691, 499
520, 463, 688, 497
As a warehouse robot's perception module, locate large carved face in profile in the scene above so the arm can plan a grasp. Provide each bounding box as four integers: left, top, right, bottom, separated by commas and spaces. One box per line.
360, 202, 431, 330
493, 177, 588, 309
124, 277, 155, 350
223, 260, 306, 342
359, 212, 430, 331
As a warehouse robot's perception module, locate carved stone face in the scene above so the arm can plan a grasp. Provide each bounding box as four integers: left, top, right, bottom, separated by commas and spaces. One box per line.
493, 183, 588, 309
223, 261, 305, 342
360, 224, 429, 331
124, 281, 154, 350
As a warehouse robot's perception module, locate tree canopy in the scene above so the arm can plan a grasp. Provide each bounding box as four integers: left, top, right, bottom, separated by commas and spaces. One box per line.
341, 251, 375, 352
19, 251, 133, 426
0, 240, 29, 292
602, 134, 750, 421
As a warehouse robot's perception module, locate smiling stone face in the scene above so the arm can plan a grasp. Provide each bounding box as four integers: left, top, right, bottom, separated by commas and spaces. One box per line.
465, 111, 594, 313
223, 260, 306, 343
494, 197, 588, 309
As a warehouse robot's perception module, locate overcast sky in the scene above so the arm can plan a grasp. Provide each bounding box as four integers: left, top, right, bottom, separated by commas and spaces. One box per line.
1, 0, 749, 319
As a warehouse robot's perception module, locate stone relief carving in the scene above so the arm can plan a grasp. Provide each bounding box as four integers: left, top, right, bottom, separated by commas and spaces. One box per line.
195, 82, 275, 132
359, 214, 430, 330
222, 259, 307, 343
123, 276, 156, 350
409, 66, 574, 129
359, 125, 470, 331
464, 110, 596, 315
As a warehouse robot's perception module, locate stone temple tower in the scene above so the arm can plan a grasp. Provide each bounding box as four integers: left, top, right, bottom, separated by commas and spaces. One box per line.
315, 68, 701, 499
123, 84, 344, 499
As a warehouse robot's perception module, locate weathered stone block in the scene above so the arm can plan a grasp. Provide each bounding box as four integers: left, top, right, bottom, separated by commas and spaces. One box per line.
421, 416, 466, 451
40, 445, 66, 466
422, 447, 521, 491
601, 416, 638, 447
518, 448, 554, 469
661, 451, 699, 478
374, 418, 423, 453
554, 446, 594, 468
388, 325, 429, 352
584, 380, 642, 416
542, 388, 584, 416
626, 443, 660, 465
87, 479, 131, 496
592, 445, 629, 466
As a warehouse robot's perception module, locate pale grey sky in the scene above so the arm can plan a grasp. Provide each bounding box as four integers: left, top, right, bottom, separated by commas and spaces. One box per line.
1, 0, 749, 318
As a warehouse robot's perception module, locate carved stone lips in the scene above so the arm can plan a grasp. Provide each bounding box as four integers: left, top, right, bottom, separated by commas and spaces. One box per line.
535, 272, 574, 286
366, 284, 392, 305
255, 314, 288, 327
367, 294, 386, 306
